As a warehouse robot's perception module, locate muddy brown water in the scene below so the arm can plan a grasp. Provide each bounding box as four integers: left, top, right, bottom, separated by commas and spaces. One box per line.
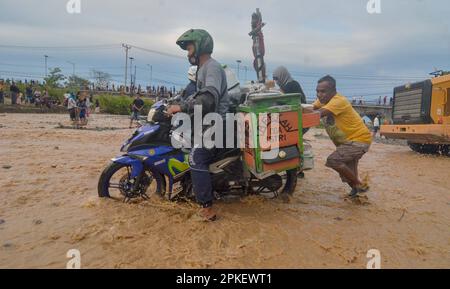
0, 113, 449, 268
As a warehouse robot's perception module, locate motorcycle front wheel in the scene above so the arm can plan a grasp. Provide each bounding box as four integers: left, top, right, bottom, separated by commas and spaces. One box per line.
98, 162, 164, 201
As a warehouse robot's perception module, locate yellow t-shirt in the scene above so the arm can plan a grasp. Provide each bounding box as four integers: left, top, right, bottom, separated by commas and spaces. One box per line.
313, 94, 372, 145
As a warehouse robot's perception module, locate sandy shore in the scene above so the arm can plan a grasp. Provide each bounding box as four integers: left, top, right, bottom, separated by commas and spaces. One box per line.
0, 113, 449, 268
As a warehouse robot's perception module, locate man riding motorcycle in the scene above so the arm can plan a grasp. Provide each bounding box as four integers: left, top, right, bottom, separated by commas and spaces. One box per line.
166, 29, 230, 222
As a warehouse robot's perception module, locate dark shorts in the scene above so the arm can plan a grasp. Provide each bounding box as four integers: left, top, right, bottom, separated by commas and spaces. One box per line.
373, 126, 380, 133
69, 108, 76, 120
79, 109, 86, 119
326, 142, 370, 184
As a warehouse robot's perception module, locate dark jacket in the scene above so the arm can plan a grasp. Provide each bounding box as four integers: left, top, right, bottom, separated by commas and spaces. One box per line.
183, 81, 197, 101
282, 80, 306, 104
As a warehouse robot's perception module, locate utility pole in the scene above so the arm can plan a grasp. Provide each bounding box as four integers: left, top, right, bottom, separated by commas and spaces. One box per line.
44, 55, 48, 77
122, 44, 131, 91
244, 66, 248, 82
134, 65, 137, 92
147, 64, 152, 89
236, 60, 242, 81
67, 61, 75, 77
129, 57, 134, 93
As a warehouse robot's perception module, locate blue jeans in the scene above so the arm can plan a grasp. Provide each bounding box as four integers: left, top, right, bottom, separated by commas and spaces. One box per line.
188, 147, 216, 207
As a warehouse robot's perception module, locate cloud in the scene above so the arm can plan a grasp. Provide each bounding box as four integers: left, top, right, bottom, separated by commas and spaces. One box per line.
0, 0, 448, 91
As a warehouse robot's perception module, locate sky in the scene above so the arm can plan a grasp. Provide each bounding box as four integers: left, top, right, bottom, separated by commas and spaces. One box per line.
0, 0, 449, 101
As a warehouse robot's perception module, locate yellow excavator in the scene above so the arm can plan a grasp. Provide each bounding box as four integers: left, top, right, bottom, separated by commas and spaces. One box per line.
381, 71, 450, 155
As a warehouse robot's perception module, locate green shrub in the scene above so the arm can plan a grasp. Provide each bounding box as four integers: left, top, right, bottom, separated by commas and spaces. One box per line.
95, 94, 154, 115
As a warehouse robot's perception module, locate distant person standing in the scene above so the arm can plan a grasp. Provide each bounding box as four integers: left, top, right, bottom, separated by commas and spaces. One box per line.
373, 115, 380, 138
42, 89, 51, 108
17, 92, 23, 105
67, 92, 78, 124
10, 82, 20, 105
129, 94, 144, 128
77, 92, 88, 127
33, 88, 42, 105
0, 80, 4, 104
95, 99, 100, 113
26, 84, 33, 104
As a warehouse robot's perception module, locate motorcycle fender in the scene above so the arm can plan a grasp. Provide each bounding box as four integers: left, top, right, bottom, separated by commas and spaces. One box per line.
111, 156, 144, 178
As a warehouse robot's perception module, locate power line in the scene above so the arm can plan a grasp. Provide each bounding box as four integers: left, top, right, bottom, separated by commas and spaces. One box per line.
0, 43, 430, 81
289, 71, 425, 81
129, 44, 185, 60
0, 44, 120, 50
0, 62, 44, 68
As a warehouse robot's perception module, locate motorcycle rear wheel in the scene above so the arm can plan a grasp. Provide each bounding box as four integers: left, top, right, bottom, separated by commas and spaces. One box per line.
253, 169, 298, 198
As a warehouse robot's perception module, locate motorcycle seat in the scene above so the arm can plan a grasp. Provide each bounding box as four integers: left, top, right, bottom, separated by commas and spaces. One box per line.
211, 148, 241, 163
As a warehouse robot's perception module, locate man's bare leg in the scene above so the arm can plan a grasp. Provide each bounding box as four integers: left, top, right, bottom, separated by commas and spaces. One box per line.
333, 163, 362, 189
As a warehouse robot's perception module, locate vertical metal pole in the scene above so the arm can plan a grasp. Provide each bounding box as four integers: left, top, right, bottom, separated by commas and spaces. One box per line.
122, 44, 131, 90
44, 55, 48, 77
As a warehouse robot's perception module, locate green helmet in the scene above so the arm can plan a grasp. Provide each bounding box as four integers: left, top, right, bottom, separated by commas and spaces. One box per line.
176, 29, 214, 57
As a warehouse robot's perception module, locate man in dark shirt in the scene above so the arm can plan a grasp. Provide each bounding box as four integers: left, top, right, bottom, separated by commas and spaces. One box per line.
273, 66, 306, 104
129, 94, 145, 128
26, 85, 33, 103
9, 82, 20, 105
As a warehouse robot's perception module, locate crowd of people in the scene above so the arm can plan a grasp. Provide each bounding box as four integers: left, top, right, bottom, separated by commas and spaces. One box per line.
0, 79, 62, 108
351, 95, 393, 106
64, 91, 100, 128
91, 83, 178, 97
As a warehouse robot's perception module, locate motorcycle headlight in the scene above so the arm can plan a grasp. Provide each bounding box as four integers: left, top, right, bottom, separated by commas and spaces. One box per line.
121, 141, 131, 152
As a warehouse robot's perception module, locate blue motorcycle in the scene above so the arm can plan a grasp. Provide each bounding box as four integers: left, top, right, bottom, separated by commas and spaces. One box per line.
98, 100, 298, 203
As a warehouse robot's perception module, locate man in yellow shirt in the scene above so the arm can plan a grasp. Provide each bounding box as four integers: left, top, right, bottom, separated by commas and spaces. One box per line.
313, 75, 372, 198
